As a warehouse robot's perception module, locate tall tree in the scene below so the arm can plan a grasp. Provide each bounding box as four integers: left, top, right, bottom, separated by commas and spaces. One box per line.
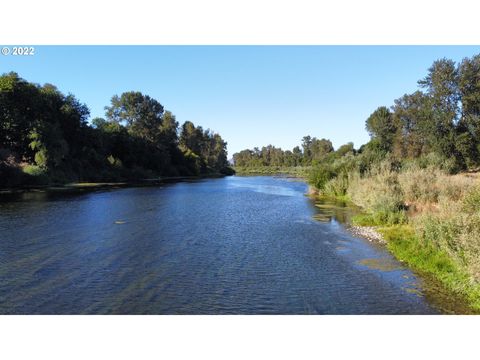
418, 58, 460, 159
365, 106, 396, 152
391, 92, 434, 158
105, 91, 164, 143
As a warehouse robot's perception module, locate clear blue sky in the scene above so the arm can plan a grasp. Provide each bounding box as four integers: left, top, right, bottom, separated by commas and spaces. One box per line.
2, 46, 480, 157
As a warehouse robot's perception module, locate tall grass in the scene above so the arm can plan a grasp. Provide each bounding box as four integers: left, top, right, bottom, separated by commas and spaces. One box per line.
309, 157, 480, 310
347, 161, 407, 225
414, 185, 480, 284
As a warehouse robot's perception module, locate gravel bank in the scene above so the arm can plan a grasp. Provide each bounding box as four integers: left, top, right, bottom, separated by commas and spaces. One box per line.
347, 225, 386, 244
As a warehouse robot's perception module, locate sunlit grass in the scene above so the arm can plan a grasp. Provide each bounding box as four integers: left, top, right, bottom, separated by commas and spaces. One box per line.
378, 225, 480, 312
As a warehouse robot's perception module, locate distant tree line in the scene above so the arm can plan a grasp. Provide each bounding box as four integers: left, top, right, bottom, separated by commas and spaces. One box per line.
233, 137, 354, 168
0, 72, 233, 187
234, 54, 480, 175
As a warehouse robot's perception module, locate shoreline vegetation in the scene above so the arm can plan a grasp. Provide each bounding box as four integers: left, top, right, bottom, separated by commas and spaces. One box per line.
234, 166, 310, 177
233, 54, 480, 313
0, 72, 234, 190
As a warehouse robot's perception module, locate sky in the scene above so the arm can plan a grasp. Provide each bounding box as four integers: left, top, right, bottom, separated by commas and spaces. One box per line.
2, 46, 480, 157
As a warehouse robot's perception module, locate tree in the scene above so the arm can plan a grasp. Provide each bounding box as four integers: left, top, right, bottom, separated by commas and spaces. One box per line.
310, 138, 334, 162
336, 142, 355, 157
301, 135, 313, 162
365, 106, 396, 152
457, 55, 480, 165
105, 91, 164, 143
418, 58, 460, 160
160, 111, 179, 147
391, 92, 434, 158
179, 121, 200, 154
0, 73, 234, 185
292, 146, 303, 165
0, 72, 41, 159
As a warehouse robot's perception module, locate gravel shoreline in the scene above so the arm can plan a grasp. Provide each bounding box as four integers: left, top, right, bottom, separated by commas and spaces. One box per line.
347, 225, 386, 244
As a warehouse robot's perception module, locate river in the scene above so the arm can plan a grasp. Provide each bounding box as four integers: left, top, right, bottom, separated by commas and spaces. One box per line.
0, 176, 440, 314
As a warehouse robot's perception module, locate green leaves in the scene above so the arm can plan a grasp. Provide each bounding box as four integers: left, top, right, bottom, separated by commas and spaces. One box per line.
0, 73, 232, 185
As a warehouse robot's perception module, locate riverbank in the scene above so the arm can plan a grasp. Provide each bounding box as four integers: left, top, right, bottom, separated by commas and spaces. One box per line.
347, 225, 385, 244
311, 193, 480, 314
376, 224, 480, 314
233, 166, 310, 177
313, 182, 480, 314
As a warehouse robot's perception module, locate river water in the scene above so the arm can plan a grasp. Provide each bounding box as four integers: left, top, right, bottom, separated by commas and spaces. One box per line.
0, 176, 439, 314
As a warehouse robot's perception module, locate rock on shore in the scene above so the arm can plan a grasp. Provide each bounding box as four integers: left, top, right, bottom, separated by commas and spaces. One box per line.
347, 225, 386, 244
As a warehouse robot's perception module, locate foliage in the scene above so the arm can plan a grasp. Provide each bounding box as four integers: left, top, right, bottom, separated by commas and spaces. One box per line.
365, 106, 396, 152
0, 72, 233, 188
308, 164, 336, 190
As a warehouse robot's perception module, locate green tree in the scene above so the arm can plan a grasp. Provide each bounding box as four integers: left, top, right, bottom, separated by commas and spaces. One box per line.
105, 91, 164, 143
418, 58, 460, 160
310, 138, 334, 163
391, 92, 434, 158
365, 106, 396, 152
336, 142, 355, 157
457, 55, 480, 165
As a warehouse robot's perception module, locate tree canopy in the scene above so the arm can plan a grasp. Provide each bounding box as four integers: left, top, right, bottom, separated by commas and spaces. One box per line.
0, 73, 233, 187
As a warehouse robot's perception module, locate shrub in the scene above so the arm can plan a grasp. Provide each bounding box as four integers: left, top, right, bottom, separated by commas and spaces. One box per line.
23, 164, 46, 177
406, 152, 458, 174
21, 164, 50, 185
323, 174, 349, 197
348, 161, 404, 208
308, 164, 336, 190
398, 165, 443, 204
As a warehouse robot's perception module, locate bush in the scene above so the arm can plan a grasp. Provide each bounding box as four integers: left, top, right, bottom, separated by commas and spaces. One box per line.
405, 152, 458, 174
308, 164, 336, 190
346, 161, 407, 225
348, 161, 404, 208
323, 174, 349, 197
398, 165, 443, 204
23, 164, 47, 177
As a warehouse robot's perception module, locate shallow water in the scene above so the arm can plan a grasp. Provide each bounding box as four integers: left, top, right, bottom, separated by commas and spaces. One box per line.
0, 176, 438, 314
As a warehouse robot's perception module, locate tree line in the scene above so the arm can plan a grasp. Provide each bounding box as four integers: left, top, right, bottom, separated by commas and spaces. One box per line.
234, 53, 480, 176
233, 137, 354, 168
0, 72, 233, 187
366, 54, 480, 171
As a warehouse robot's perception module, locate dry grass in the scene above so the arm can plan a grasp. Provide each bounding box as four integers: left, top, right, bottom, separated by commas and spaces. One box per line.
346, 162, 480, 283
347, 161, 406, 224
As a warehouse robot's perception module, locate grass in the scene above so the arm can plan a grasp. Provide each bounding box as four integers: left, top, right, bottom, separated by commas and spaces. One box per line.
312, 161, 480, 313
378, 225, 480, 312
